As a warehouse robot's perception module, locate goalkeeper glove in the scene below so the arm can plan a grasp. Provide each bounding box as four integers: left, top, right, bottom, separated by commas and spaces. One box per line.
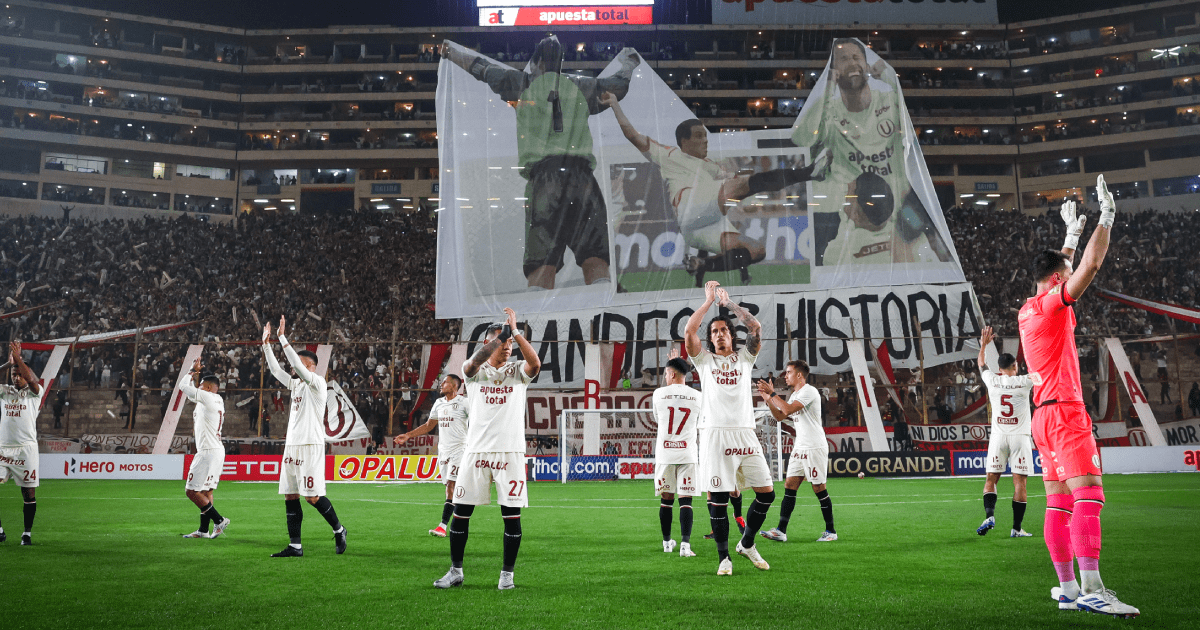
1059, 198, 1087, 250
1096, 174, 1116, 228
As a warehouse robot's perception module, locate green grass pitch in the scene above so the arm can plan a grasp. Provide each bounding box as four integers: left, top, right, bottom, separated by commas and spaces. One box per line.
1, 474, 1196, 629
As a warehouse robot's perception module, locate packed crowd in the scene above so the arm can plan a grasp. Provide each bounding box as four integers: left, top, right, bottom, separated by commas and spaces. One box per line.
0, 210, 453, 344
945, 205, 1200, 336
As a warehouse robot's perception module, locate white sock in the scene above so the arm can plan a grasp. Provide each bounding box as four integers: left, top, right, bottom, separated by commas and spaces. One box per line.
289, 543, 302, 549
23, 531, 30, 537
1059, 579, 1080, 598
1080, 570, 1104, 594
334, 526, 344, 534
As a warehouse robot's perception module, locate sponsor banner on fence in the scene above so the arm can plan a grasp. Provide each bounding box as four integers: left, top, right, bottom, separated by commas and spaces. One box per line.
616, 457, 656, 480
333, 455, 441, 482
1160, 417, 1200, 446
80, 433, 193, 454
39, 439, 82, 454
194, 455, 284, 482
1100, 446, 1200, 473
465, 282, 982, 387
711, 0, 999, 25
828, 450, 950, 477
950, 449, 1043, 476
42, 454, 183, 480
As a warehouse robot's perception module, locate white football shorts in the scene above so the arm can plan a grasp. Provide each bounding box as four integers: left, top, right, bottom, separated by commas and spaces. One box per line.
278, 444, 326, 497
785, 447, 829, 485
453, 452, 528, 508
0, 443, 39, 488
699, 428, 773, 492
654, 462, 698, 497
186, 448, 225, 491
986, 432, 1034, 475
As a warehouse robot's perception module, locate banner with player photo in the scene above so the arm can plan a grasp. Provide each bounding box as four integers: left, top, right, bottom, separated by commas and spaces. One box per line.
462, 281, 984, 387
435, 37, 965, 320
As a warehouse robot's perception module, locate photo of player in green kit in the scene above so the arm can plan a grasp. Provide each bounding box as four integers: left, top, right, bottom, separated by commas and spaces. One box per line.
441, 35, 639, 290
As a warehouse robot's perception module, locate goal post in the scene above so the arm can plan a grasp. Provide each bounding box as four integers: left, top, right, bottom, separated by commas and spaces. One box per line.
556, 407, 787, 483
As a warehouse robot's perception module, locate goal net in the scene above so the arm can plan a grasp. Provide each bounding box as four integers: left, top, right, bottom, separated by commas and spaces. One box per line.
557, 408, 787, 483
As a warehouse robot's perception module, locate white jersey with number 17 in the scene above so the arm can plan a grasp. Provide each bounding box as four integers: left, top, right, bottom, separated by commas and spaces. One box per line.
981, 370, 1034, 436
653, 383, 700, 465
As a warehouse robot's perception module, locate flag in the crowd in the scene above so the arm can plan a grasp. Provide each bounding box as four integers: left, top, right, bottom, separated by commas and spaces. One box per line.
324, 380, 370, 442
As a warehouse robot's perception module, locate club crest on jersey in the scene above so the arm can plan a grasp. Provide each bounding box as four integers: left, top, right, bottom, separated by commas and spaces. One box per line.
877, 119, 895, 137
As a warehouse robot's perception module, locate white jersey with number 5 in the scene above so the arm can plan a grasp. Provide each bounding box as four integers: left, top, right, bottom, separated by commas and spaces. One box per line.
981, 370, 1034, 436
653, 384, 700, 465
463, 360, 533, 453
691, 347, 758, 429
0, 384, 40, 447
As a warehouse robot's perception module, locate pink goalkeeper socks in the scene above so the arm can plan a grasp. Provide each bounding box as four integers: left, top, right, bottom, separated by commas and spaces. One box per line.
1071, 486, 1105, 561
1044, 493, 1075, 568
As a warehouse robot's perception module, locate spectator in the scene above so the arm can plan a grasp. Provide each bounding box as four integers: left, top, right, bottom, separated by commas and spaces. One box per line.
1190, 383, 1200, 418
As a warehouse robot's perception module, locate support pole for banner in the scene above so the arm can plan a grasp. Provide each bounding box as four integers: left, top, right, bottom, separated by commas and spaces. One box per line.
256, 342, 266, 438
559, 409, 567, 484
388, 320, 399, 436
775, 419, 784, 481
913, 315, 929, 426
783, 318, 794, 363
127, 325, 142, 432
654, 319, 661, 388
1172, 331, 1183, 419
65, 339, 77, 438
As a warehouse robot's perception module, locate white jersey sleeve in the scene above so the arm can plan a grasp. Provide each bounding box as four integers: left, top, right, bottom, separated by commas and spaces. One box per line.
786, 384, 827, 451
463, 360, 533, 454
653, 384, 700, 465
692, 346, 758, 430
430, 396, 470, 454
0, 385, 40, 447
981, 370, 1034, 436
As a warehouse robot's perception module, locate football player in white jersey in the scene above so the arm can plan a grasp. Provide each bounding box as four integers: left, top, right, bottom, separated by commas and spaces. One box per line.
685, 280, 775, 575
179, 359, 231, 539
652, 353, 701, 557
434, 308, 540, 591
0, 341, 41, 545
263, 316, 347, 558
976, 326, 1040, 538
790, 38, 950, 266
603, 91, 829, 286
757, 360, 838, 543
394, 374, 468, 537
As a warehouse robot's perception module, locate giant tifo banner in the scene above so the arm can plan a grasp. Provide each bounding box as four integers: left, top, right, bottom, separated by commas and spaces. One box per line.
711, 0, 998, 25
463, 283, 982, 385
436, 38, 968, 319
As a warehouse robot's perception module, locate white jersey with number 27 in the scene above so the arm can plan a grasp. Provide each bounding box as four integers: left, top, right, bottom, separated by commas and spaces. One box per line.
981, 370, 1035, 436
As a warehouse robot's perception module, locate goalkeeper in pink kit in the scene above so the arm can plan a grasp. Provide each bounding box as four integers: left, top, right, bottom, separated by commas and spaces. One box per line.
1017, 175, 1137, 618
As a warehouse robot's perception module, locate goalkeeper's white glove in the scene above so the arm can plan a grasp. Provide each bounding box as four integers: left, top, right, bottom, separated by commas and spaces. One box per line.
1060, 198, 1087, 250
1097, 174, 1116, 228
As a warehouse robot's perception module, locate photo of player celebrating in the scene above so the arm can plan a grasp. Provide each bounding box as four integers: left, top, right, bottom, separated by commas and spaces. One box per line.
603, 91, 829, 287
790, 37, 953, 267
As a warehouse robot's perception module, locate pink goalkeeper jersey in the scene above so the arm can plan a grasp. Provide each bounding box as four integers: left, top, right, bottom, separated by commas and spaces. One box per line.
1017, 281, 1083, 406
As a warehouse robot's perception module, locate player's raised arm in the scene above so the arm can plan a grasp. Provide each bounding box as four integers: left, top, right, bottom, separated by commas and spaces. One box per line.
463, 328, 505, 379
1064, 174, 1115, 302
718, 288, 762, 356
506, 308, 540, 378
586, 48, 639, 113
261, 323, 291, 385
757, 378, 805, 419
1059, 199, 1087, 260
278, 324, 319, 392
440, 40, 524, 100
684, 280, 720, 357
977, 327, 995, 372
601, 91, 650, 152
10, 341, 39, 396
178, 357, 202, 399
394, 415, 437, 445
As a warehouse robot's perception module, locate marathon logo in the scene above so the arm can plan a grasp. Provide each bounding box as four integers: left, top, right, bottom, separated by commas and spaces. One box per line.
479, 6, 652, 27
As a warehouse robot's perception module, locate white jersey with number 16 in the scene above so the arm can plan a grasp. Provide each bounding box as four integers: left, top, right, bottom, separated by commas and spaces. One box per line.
653, 383, 700, 465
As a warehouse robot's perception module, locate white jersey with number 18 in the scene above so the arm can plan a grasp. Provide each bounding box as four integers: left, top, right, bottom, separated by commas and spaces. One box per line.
653, 383, 700, 465
981, 370, 1035, 436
